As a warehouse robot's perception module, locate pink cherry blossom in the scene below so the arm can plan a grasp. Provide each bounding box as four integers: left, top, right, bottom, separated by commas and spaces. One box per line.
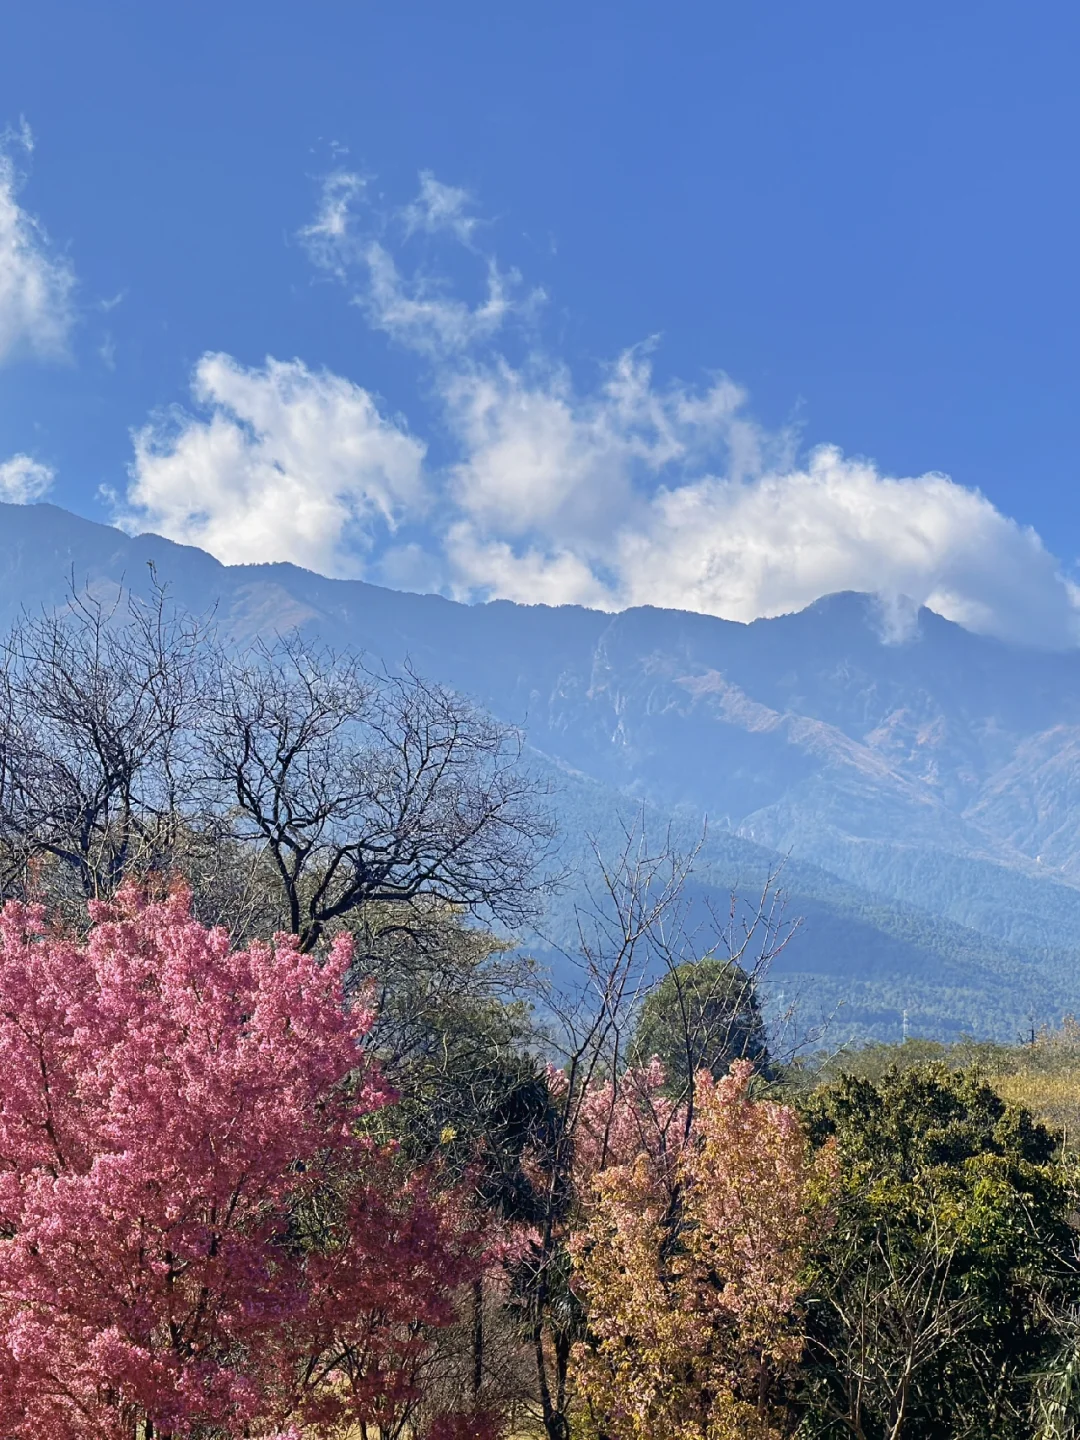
0, 884, 478, 1439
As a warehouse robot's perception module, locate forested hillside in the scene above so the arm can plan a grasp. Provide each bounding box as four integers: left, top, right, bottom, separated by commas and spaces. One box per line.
5, 499, 1080, 1039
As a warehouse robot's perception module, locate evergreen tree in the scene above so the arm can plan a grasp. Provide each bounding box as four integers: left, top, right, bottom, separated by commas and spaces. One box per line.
631, 956, 769, 1091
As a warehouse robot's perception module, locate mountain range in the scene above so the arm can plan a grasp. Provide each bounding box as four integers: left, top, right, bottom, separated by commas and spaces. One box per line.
4, 500, 1080, 1044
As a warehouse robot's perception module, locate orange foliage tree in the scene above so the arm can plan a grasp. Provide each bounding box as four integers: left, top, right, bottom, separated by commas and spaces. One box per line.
569, 1061, 831, 1440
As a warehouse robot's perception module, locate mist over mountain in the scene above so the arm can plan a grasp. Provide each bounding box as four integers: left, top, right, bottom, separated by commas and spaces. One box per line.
5, 500, 1080, 1044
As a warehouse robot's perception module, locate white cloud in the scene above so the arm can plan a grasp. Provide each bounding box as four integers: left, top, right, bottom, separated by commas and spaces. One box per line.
298, 167, 542, 356
443, 349, 754, 543
0, 130, 74, 363
616, 448, 1074, 647
359, 241, 525, 354
437, 353, 1080, 645
0, 453, 54, 503
121, 167, 1080, 647
436, 338, 1077, 645
298, 170, 367, 276
403, 171, 482, 246
122, 354, 427, 576
444, 522, 613, 608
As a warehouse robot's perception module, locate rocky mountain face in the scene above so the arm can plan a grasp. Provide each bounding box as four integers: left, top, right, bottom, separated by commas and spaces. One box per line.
5, 500, 1080, 1041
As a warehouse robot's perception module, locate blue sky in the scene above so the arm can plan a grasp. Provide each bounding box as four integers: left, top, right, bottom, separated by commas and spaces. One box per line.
1, 0, 1079, 644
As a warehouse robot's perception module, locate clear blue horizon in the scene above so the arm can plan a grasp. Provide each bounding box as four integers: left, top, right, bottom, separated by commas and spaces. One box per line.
1, 1, 1078, 646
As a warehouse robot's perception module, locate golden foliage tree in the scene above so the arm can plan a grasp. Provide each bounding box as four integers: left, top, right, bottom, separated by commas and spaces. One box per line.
570, 1061, 831, 1440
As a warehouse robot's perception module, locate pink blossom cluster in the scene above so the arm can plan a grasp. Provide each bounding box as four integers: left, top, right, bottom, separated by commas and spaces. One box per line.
573, 1056, 687, 1186
0, 886, 478, 1438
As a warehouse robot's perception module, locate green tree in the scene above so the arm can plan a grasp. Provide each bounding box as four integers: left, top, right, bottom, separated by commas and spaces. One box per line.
630, 956, 769, 1092
349, 902, 558, 1420
799, 1063, 1079, 1440
348, 904, 553, 1208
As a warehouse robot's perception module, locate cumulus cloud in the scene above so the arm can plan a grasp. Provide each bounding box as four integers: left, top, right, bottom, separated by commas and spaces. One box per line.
423, 316, 1075, 644
443, 349, 763, 545
448, 441, 1075, 647
616, 450, 1070, 642
436, 347, 1078, 645
0, 127, 74, 363
122, 354, 427, 576
0, 453, 54, 503
122, 168, 1080, 646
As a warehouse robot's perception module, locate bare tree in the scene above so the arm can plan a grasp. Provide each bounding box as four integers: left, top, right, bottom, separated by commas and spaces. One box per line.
1031, 1301, 1080, 1440
0, 582, 555, 952
627, 865, 800, 1118
802, 1210, 980, 1440
0, 572, 209, 910
199, 636, 556, 951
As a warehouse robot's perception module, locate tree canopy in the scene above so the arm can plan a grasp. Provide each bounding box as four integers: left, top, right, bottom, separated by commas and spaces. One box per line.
0, 885, 485, 1439
798, 1063, 1079, 1440
630, 956, 770, 1091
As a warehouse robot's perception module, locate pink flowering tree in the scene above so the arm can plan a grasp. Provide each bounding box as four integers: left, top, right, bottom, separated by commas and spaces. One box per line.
0, 885, 485, 1439
572, 1056, 686, 1184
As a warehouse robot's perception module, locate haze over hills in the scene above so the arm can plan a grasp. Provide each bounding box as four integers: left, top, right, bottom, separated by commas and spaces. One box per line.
5, 500, 1080, 1044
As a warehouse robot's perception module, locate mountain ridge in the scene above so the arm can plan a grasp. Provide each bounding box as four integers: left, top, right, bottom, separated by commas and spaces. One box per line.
4, 501, 1080, 1041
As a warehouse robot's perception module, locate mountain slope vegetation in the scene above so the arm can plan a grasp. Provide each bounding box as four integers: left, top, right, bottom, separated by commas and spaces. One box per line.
4, 500, 1080, 1040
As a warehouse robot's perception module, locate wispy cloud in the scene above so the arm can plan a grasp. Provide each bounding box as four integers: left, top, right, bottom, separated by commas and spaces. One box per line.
0, 453, 54, 503
299, 167, 543, 356
120, 168, 1080, 647
403, 171, 483, 246
297, 170, 367, 276
0, 124, 75, 364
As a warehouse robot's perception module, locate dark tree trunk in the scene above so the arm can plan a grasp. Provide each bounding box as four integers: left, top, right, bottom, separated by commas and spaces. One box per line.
472, 1274, 484, 1396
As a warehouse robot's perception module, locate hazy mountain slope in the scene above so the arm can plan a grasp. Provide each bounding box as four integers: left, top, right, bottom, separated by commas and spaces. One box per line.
535, 763, 1080, 1044
4, 501, 1080, 1041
